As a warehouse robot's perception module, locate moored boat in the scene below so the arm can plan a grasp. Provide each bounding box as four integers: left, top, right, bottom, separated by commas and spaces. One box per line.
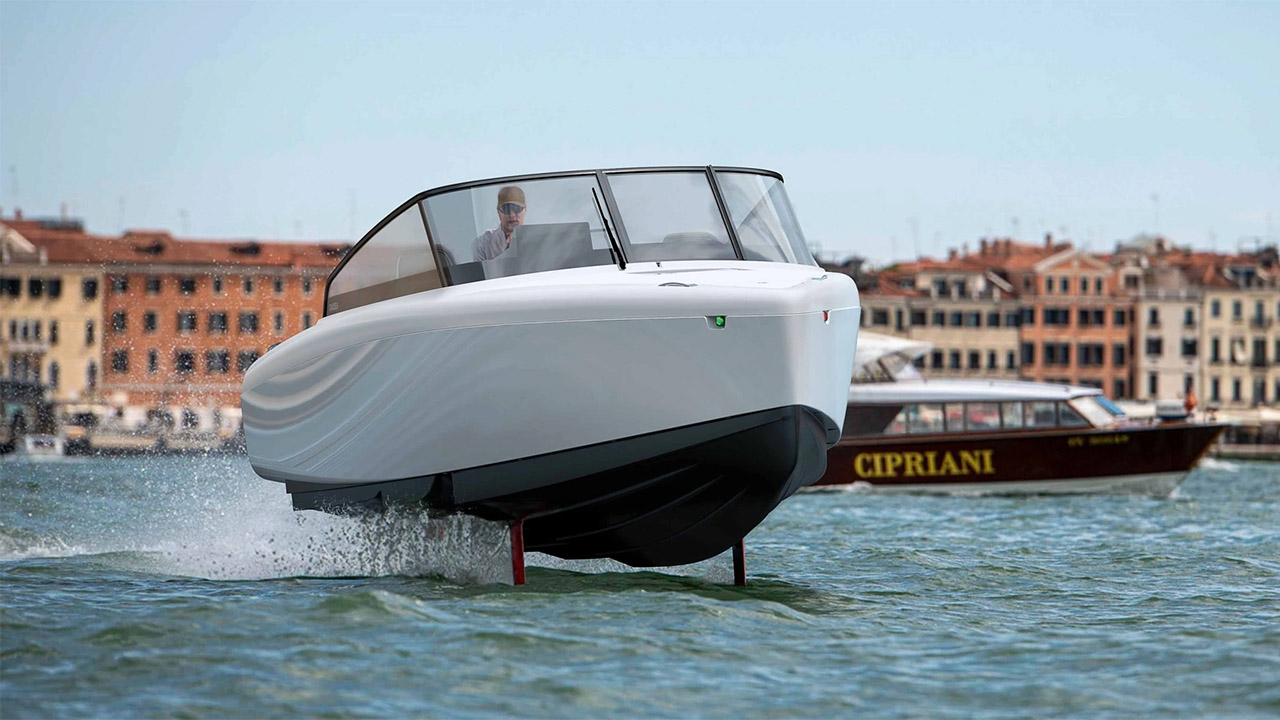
242, 166, 861, 572
814, 332, 1225, 497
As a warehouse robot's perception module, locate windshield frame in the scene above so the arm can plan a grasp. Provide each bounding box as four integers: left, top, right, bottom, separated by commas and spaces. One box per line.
323, 166, 795, 316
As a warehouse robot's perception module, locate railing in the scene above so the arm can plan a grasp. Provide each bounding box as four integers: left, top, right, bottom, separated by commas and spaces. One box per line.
1251, 316, 1273, 329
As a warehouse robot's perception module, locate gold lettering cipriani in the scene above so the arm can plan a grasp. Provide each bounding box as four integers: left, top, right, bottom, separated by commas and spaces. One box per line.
852, 449, 995, 479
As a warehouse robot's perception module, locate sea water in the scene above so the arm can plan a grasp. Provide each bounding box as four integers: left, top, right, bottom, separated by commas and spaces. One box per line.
2, 455, 1277, 718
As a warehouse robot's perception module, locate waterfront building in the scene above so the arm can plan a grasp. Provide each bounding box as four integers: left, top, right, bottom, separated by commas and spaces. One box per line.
1, 215, 107, 404
2, 211, 348, 433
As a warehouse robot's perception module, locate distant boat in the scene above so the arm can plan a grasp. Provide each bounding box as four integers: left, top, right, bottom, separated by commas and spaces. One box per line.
813, 332, 1224, 497
13, 434, 66, 459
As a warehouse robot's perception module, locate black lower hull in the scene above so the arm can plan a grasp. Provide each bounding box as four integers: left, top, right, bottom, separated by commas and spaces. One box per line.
283, 406, 831, 567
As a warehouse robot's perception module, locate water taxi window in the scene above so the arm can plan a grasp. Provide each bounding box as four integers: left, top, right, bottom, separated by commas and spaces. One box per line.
944, 403, 966, 432
908, 404, 944, 433
966, 402, 1002, 430
1002, 402, 1025, 429
1025, 401, 1057, 428
885, 407, 908, 434
328, 206, 439, 314
1059, 402, 1090, 428
715, 172, 818, 267
422, 175, 619, 285
1066, 398, 1113, 427
606, 172, 736, 263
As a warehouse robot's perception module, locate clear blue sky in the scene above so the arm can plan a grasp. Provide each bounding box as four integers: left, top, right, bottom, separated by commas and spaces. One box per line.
2, 0, 1277, 264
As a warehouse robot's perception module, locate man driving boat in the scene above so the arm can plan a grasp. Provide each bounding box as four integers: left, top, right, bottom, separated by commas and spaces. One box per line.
472, 186, 526, 261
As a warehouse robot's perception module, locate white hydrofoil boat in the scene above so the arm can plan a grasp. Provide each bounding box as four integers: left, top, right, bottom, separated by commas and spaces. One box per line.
242, 167, 860, 570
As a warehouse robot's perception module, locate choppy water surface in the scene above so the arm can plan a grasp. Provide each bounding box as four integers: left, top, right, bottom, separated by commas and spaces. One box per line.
2, 455, 1278, 719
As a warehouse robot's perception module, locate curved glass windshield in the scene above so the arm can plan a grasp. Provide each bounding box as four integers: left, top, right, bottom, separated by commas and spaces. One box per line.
605, 171, 736, 263
326, 167, 818, 314
422, 175, 620, 286
716, 171, 817, 266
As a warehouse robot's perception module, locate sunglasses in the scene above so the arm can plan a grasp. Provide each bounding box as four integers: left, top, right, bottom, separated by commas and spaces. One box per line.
498, 203, 525, 215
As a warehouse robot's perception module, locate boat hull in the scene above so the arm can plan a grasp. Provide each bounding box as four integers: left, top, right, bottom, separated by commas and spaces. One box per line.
285, 404, 829, 566
813, 422, 1225, 498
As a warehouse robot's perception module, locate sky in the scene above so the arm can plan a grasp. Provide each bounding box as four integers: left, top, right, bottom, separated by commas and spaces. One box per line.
1, 0, 1277, 265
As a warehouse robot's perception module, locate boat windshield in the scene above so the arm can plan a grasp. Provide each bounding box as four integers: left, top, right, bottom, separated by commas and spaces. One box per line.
1070, 396, 1120, 428
325, 167, 817, 314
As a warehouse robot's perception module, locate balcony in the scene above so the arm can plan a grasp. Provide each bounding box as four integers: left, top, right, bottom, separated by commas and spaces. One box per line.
1251, 316, 1273, 330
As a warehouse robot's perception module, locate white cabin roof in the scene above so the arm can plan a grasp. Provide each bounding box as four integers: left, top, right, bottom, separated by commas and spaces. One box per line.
849, 378, 1103, 404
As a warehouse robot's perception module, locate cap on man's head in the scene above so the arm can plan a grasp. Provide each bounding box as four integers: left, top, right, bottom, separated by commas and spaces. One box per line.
497, 186, 526, 208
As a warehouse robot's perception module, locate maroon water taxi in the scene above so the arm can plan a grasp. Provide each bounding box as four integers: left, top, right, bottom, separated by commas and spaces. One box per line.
814, 333, 1225, 497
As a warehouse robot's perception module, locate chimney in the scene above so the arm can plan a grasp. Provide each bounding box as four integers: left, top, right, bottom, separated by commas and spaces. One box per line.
14, 208, 22, 220
61, 202, 68, 220
948, 248, 958, 261
962, 242, 969, 257
1044, 232, 1053, 248
980, 239, 989, 256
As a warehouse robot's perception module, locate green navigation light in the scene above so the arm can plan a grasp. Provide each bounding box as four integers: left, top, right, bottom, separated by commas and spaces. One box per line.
715, 316, 726, 328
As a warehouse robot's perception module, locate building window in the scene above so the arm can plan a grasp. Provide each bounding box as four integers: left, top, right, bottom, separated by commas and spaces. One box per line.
1233, 379, 1242, 402
148, 349, 159, 373
243, 276, 254, 295
1211, 337, 1222, 363
1044, 343, 1071, 366
1006, 351, 1016, 370
1148, 372, 1158, 397
274, 311, 285, 333
1113, 309, 1126, 327
177, 311, 197, 333
1006, 311, 1021, 327
1045, 277, 1053, 294
144, 311, 158, 333
82, 278, 98, 300
302, 312, 313, 329
146, 276, 161, 294
987, 312, 1000, 327
968, 351, 980, 369
1114, 379, 1127, 399
1145, 337, 1163, 357
85, 320, 95, 345
0, 276, 19, 296
1095, 277, 1103, 294
208, 312, 228, 334
175, 350, 196, 374
932, 311, 945, 327
180, 276, 197, 295
112, 275, 128, 294
237, 350, 260, 372
871, 308, 889, 326
949, 311, 963, 327
931, 350, 944, 369
302, 277, 313, 295
910, 310, 927, 327
964, 312, 980, 328
1044, 308, 1071, 326
111, 350, 129, 373
1021, 342, 1035, 365
206, 350, 231, 374
49, 361, 59, 389
239, 312, 260, 333
1148, 308, 1160, 326
28, 277, 44, 298
1184, 308, 1195, 327
213, 275, 224, 294
1059, 277, 1069, 293
1181, 339, 1198, 357
987, 350, 997, 369
1078, 344, 1104, 366
49, 320, 58, 345
86, 361, 97, 390
949, 351, 960, 370
273, 276, 284, 294
111, 311, 126, 333
1211, 377, 1221, 402
1233, 300, 1242, 320
1113, 343, 1126, 367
